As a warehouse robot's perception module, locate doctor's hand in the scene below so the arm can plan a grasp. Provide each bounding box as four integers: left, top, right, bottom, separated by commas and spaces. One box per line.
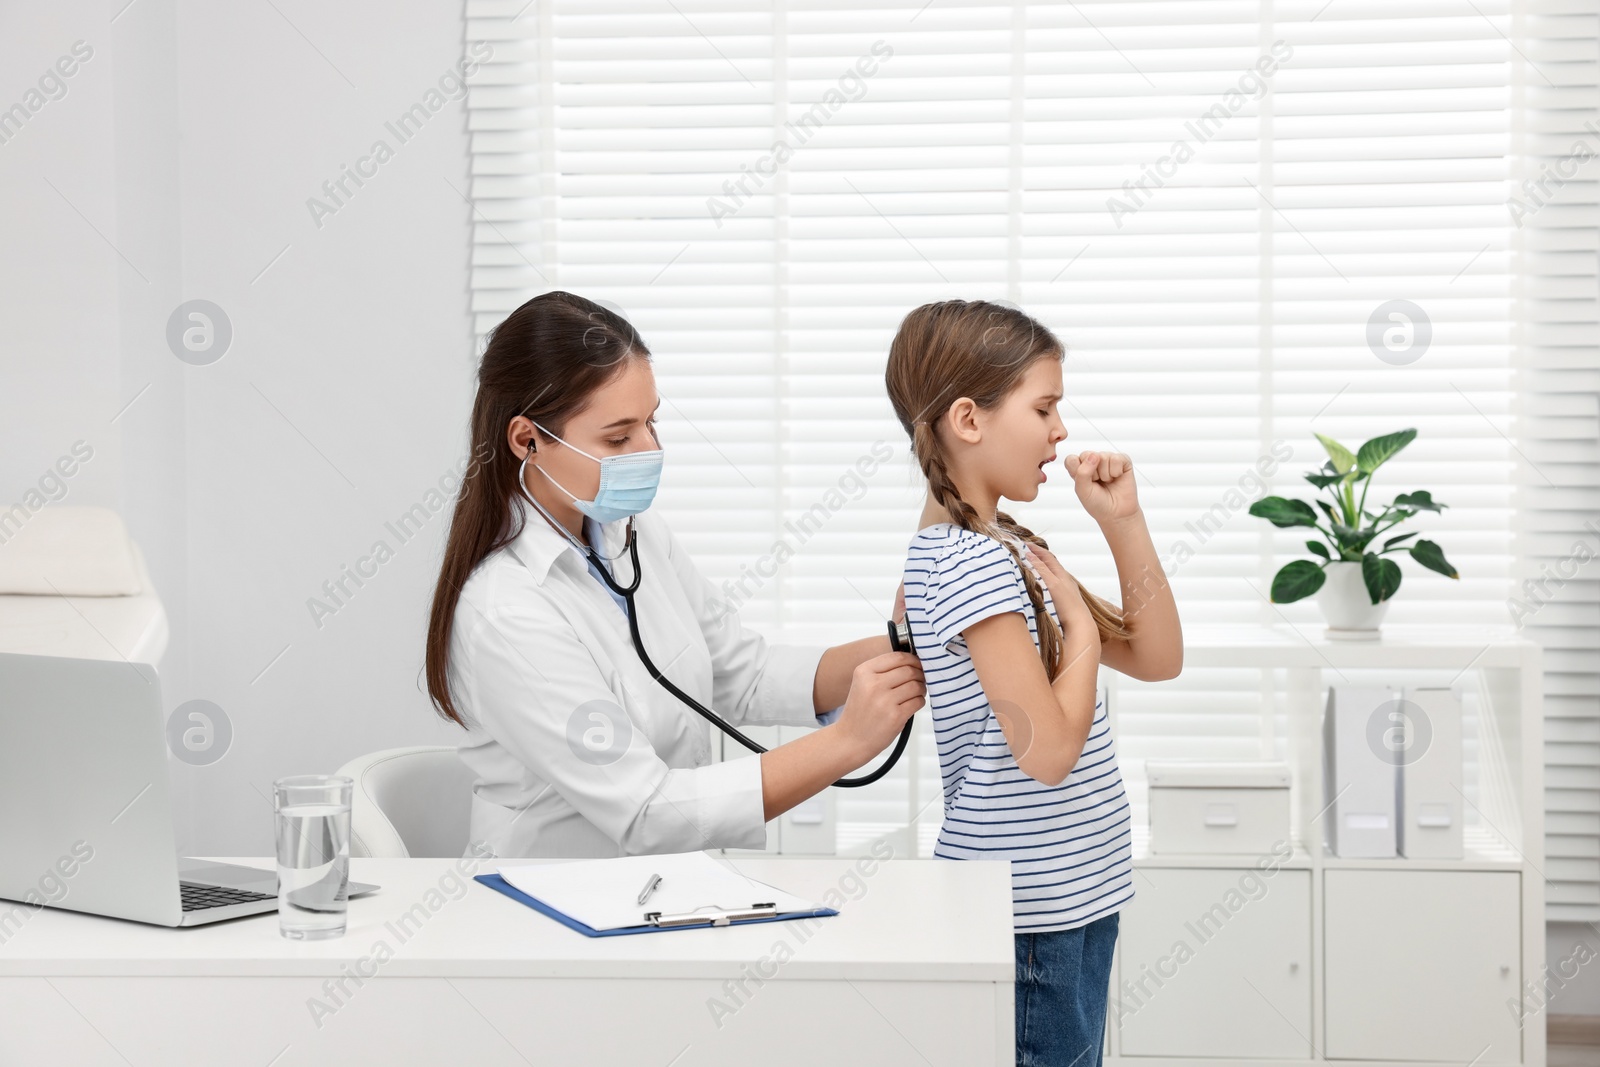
836, 652, 924, 762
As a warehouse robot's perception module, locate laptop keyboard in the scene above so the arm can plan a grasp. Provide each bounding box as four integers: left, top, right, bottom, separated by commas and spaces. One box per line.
179, 880, 275, 912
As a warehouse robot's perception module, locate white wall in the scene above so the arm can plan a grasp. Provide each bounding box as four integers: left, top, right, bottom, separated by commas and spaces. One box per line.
170, 0, 478, 854
4, 0, 478, 858
1, 0, 192, 799
0, 3, 124, 549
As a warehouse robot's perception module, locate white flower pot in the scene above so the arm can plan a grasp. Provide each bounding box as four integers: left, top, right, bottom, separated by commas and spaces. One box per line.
1315, 560, 1390, 637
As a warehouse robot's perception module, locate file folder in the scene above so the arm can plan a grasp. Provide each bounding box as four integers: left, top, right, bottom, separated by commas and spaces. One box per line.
1323, 685, 1398, 858
475, 873, 837, 936
1396, 686, 1464, 859
475, 850, 838, 938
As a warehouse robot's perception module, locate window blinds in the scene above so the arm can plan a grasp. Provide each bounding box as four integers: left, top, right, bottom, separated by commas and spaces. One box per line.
464, 0, 1598, 918
1512, 1, 1600, 923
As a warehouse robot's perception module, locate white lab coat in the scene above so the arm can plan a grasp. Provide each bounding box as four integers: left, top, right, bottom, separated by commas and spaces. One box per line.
450, 500, 831, 859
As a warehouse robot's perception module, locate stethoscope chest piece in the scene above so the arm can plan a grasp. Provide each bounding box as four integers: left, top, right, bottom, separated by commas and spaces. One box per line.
887, 617, 916, 656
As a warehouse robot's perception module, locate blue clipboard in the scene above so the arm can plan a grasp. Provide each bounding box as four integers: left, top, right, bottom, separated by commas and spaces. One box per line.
474, 873, 839, 937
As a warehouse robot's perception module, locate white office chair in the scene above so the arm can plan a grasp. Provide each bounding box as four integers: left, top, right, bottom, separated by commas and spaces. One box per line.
334, 746, 476, 859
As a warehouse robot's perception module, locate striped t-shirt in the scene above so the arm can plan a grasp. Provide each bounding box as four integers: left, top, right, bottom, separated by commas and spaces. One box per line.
902, 522, 1133, 933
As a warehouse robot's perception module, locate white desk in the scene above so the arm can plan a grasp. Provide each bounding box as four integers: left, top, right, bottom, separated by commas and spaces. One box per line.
0, 855, 1015, 1067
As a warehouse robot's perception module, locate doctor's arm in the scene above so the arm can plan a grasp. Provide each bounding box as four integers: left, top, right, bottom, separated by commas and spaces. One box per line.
811, 634, 892, 713
465, 599, 781, 854
762, 653, 924, 821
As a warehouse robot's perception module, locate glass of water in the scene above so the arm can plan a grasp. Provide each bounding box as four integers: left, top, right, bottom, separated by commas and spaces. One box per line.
273, 775, 352, 940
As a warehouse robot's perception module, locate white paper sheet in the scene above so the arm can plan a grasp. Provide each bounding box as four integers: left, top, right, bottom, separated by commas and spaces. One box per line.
497, 850, 824, 931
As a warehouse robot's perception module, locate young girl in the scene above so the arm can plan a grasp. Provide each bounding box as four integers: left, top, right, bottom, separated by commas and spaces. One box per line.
886, 299, 1182, 1067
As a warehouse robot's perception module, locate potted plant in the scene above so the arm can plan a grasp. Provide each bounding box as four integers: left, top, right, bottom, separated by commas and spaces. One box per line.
1248, 428, 1458, 635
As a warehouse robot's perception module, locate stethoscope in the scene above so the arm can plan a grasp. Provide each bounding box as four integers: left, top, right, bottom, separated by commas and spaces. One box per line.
571, 515, 918, 789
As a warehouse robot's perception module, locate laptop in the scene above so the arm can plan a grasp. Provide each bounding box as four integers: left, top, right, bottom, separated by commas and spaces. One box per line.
0, 651, 377, 927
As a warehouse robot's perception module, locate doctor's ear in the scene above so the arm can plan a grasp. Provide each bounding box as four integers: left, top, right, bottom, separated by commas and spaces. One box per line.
506, 416, 539, 461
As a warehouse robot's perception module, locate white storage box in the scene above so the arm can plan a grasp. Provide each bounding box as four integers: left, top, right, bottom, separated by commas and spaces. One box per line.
1324, 686, 1399, 858
1396, 687, 1464, 860
1147, 761, 1291, 855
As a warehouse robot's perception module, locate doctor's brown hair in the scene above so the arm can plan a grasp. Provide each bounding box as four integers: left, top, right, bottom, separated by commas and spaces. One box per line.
426, 291, 649, 728
884, 299, 1128, 681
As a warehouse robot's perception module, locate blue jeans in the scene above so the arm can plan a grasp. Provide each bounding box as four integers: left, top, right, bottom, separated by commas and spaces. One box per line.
1014, 912, 1119, 1067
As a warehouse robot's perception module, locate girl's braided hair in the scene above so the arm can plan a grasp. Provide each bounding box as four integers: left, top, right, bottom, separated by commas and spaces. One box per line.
885, 299, 1129, 679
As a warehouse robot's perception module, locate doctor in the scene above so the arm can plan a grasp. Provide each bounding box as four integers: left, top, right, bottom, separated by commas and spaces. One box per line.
425, 291, 925, 859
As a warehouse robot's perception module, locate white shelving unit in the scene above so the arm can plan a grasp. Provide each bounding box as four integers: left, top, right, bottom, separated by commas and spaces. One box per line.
1103, 625, 1544, 1067
724, 623, 1545, 1063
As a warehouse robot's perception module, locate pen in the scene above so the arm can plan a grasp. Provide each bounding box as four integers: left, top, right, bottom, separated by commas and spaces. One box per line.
636, 872, 662, 906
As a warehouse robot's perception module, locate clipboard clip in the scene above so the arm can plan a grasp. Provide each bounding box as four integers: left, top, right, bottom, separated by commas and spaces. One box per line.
644, 902, 778, 928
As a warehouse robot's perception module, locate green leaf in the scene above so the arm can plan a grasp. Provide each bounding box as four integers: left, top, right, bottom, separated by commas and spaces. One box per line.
1362, 552, 1403, 604
1306, 540, 1330, 559
1393, 490, 1445, 513
1304, 471, 1346, 489
1314, 499, 1339, 527
1332, 523, 1378, 553
1271, 560, 1328, 603
1409, 539, 1459, 579
1382, 531, 1419, 551
1314, 433, 1356, 474
1356, 428, 1418, 474
1248, 496, 1319, 529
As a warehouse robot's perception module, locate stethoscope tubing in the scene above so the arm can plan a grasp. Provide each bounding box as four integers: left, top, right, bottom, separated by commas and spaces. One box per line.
590, 522, 914, 789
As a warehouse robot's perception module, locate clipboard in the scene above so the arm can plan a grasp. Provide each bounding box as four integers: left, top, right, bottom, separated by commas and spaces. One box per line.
474, 872, 839, 937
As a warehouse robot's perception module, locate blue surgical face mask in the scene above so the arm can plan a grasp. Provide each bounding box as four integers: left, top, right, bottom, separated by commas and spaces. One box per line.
525, 420, 663, 524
